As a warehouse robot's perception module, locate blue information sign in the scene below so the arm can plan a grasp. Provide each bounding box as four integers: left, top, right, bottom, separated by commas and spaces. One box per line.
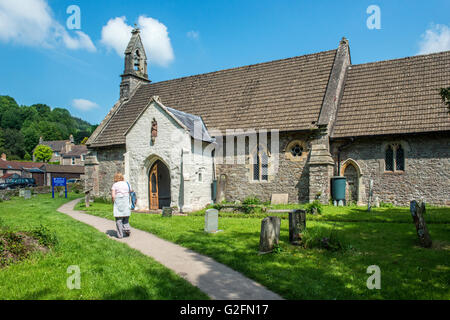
52, 177, 67, 198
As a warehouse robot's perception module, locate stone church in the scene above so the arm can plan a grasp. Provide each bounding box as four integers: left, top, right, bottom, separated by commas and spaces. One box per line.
85, 27, 450, 211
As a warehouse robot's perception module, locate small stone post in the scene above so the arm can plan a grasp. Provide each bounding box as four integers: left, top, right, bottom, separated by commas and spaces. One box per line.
289, 209, 306, 244
367, 179, 374, 212
84, 189, 91, 208
259, 216, 281, 253
410, 200, 432, 248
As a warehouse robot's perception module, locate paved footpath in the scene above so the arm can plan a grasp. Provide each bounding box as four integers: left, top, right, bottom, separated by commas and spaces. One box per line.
58, 199, 283, 300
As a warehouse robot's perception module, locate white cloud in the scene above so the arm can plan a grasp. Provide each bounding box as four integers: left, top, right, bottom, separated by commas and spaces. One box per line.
72, 99, 99, 111
100, 15, 174, 67
0, 0, 95, 51
187, 30, 200, 40
100, 16, 133, 56
418, 24, 450, 55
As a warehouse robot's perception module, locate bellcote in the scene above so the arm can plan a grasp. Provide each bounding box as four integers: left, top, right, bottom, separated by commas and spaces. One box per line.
120, 27, 150, 100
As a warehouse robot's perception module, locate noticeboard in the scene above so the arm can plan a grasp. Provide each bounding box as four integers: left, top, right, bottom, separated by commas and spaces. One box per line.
52, 177, 67, 198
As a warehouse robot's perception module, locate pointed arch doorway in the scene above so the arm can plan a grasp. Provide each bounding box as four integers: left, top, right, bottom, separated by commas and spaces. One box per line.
149, 160, 171, 210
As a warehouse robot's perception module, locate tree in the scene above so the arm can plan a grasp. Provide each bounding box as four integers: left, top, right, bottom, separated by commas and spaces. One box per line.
2, 129, 26, 159
440, 87, 450, 112
33, 145, 53, 162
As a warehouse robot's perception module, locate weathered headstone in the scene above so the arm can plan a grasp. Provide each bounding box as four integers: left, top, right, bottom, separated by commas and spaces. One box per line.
367, 179, 374, 212
374, 196, 380, 208
204, 209, 219, 233
289, 209, 306, 244
271, 193, 289, 205
19, 189, 25, 197
410, 200, 432, 248
259, 216, 281, 253
85, 190, 90, 208
216, 174, 227, 203
23, 190, 31, 199
162, 207, 172, 217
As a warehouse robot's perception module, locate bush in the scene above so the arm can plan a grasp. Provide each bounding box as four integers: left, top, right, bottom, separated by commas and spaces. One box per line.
380, 201, 394, 208
305, 200, 323, 215
299, 225, 343, 251
31, 225, 58, 248
241, 196, 262, 214
94, 196, 113, 204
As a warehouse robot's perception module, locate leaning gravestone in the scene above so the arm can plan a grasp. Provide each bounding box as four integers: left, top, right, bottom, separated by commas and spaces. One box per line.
410, 200, 432, 248
162, 207, 173, 217
259, 216, 281, 253
289, 209, 306, 245
204, 209, 219, 233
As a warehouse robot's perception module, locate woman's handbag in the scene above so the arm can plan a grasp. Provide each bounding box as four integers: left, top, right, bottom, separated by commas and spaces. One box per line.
127, 182, 137, 210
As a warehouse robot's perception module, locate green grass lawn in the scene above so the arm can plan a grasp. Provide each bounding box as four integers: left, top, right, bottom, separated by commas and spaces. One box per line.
77, 201, 450, 300
0, 194, 208, 300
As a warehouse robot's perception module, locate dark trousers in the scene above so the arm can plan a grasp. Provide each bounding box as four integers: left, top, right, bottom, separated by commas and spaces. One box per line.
115, 216, 131, 238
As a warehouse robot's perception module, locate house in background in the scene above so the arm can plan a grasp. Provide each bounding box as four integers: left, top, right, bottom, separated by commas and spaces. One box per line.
33, 135, 88, 165
0, 153, 45, 185
0, 153, 85, 186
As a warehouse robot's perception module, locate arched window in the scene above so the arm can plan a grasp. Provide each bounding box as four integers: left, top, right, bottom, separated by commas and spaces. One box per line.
252, 146, 269, 181
385, 143, 406, 172
396, 145, 405, 171
133, 50, 140, 71
385, 145, 394, 171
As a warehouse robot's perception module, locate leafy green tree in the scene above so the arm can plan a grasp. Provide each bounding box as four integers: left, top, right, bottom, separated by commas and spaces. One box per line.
21, 124, 40, 154
440, 87, 450, 112
24, 152, 32, 161
33, 145, 53, 162
32, 104, 51, 118
1, 107, 22, 130
2, 128, 26, 159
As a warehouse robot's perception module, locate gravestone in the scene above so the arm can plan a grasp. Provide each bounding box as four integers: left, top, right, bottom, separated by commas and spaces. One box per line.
271, 193, 289, 205
374, 196, 380, 208
204, 209, 219, 233
23, 190, 31, 200
162, 207, 172, 217
289, 209, 306, 244
367, 179, 374, 212
259, 216, 281, 253
410, 200, 432, 248
216, 174, 227, 203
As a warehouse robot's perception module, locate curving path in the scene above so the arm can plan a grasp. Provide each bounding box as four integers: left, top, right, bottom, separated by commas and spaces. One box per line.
57, 199, 283, 300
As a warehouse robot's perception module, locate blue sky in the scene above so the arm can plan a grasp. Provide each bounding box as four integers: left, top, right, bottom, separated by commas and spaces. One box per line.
0, 0, 449, 124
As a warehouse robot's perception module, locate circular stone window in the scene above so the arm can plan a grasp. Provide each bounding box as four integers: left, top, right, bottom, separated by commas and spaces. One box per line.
285, 140, 308, 161
291, 144, 304, 157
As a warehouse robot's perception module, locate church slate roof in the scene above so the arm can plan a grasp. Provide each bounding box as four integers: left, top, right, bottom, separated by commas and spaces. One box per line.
89, 49, 338, 147
166, 107, 215, 143
332, 50, 450, 138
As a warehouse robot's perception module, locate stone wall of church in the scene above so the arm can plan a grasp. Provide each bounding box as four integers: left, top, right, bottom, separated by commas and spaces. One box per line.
215, 132, 312, 203
332, 133, 450, 206
94, 146, 126, 198
125, 100, 214, 212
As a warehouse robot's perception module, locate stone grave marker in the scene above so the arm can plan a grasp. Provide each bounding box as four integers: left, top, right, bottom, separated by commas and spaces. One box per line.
289, 209, 306, 244
410, 200, 432, 248
271, 193, 289, 205
162, 207, 173, 217
259, 216, 281, 253
23, 190, 31, 200
204, 209, 219, 233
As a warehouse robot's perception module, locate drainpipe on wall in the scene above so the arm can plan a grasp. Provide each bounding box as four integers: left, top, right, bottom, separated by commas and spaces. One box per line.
337, 137, 355, 176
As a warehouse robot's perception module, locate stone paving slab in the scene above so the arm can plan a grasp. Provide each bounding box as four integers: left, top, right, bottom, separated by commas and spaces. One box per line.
58, 199, 283, 300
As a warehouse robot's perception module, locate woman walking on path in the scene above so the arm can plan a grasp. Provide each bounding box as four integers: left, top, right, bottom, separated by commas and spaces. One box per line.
111, 173, 133, 239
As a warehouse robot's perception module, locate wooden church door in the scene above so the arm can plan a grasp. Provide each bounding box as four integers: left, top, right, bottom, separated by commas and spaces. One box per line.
149, 164, 159, 210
